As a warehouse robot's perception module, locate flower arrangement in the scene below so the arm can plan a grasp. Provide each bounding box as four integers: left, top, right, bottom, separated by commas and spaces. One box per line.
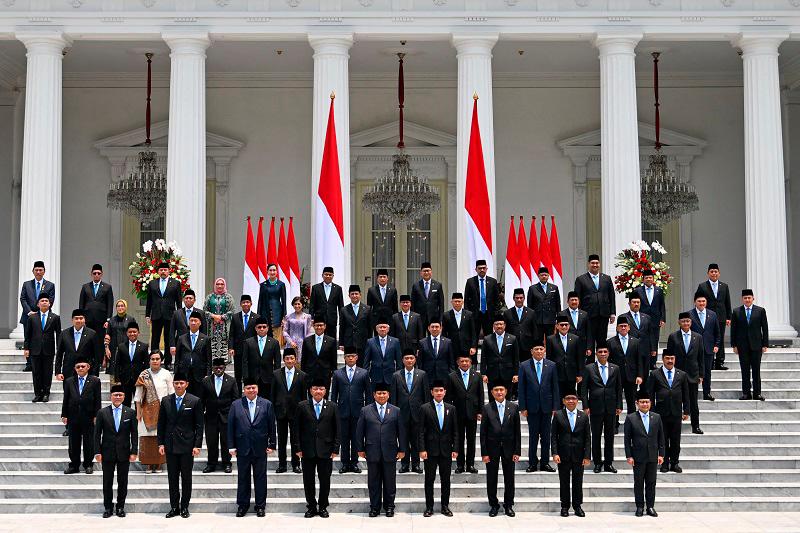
613, 240, 672, 296
129, 239, 191, 300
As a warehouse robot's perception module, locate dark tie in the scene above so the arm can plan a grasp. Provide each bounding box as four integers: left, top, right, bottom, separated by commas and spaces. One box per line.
378, 405, 385, 421
35, 281, 41, 299
432, 337, 438, 355
243, 313, 249, 330
667, 369, 673, 388
41, 313, 46, 331
536, 360, 542, 382
600, 365, 607, 385
176, 396, 183, 411
315, 403, 321, 420
78, 376, 85, 395
746, 308, 752, 323
479, 278, 486, 312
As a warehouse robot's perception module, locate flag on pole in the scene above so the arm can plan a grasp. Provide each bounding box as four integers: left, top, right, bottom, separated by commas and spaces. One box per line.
315, 94, 346, 282
256, 217, 267, 283
503, 217, 521, 308
517, 216, 532, 290
267, 217, 278, 277
539, 216, 552, 278
277, 218, 291, 312
287, 216, 301, 307
549, 215, 564, 308
464, 95, 494, 277
243, 217, 261, 311
529, 216, 540, 275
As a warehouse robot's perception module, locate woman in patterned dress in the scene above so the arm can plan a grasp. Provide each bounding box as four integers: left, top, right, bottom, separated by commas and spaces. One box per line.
281, 296, 313, 366
134, 350, 173, 473
204, 277, 234, 363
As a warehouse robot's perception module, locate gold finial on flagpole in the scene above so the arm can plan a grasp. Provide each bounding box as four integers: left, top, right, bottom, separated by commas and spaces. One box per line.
330, 91, 336, 99
473, 92, 478, 100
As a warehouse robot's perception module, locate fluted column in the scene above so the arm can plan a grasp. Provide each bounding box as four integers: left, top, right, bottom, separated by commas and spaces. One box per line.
10, 31, 69, 338
163, 32, 209, 301
735, 33, 797, 338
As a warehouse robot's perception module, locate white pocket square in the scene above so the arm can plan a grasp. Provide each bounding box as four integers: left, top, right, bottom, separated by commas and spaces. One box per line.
184, 407, 193, 411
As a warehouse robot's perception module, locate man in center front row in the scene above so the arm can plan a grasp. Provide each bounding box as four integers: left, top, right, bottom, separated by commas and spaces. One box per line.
624, 390, 665, 518
418, 380, 458, 517
550, 391, 591, 518
95, 384, 138, 518
481, 380, 522, 518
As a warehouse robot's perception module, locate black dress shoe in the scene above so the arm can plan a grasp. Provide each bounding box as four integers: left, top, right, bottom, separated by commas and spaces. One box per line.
236, 507, 247, 517
454, 467, 465, 474
671, 464, 683, 473
703, 394, 715, 401
318, 508, 329, 518
635, 507, 644, 517
603, 464, 617, 473
646, 507, 658, 517
42, 395, 49, 403
413, 465, 424, 474
85, 466, 93, 474
488, 506, 499, 517
352, 465, 362, 473
593, 465, 602, 473
385, 508, 395, 517
399, 464, 410, 473
304, 509, 317, 518
423, 508, 433, 517
466, 466, 478, 474
716, 365, 729, 371
574, 506, 585, 517
369, 508, 380, 517
165, 508, 179, 518
504, 506, 515, 517
293, 465, 303, 474
31, 396, 41, 403
526, 464, 538, 473
256, 508, 265, 517
180, 509, 190, 518
116, 508, 126, 517
62, 429, 69, 437
560, 508, 569, 517
755, 394, 765, 401
660, 463, 669, 473
540, 463, 555, 472
64, 467, 79, 475
441, 506, 453, 517
224, 464, 232, 473
339, 466, 350, 474
739, 394, 752, 400
203, 465, 216, 473
614, 426, 620, 435
103, 509, 114, 518
275, 465, 287, 473
692, 428, 704, 435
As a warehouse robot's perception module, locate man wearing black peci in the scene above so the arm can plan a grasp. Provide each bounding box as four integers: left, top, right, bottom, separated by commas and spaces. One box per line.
527, 266, 561, 345
504, 288, 536, 355
169, 290, 208, 369
607, 315, 645, 425
78, 264, 115, 371
410, 262, 444, 330
391, 294, 426, 356
562, 291, 590, 363
62, 357, 102, 474
464, 259, 500, 339
339, 285, 373, 357
480, 379, 521, 517
271, 347, 306, 473
573, 254, 616, 356
730, 289, 769, 401
229, 295, 260, 390
624, 390, 665, 517
309, 266, 344, 342
200, 357, 240, 474
113, 321, 149, 407
690, 292, 721, 401
551, 391, 591, 518
367, 268, 398, 315
390, 349, 428, 474
19, 260, 56, 372
647, 351, 690, 473
696, 263, 732, 370
546, 314, 583, 397
24, 294, 60, 403
242, 316, 282, 400
330, 347, 370, 474
666, 312, 705, 434
418, 380, 458, 517
56, 309, 102, 380
443, 292, 478, 365
300, 315, 338, 392
447, 354, 483, 474
145, 262, 182, 362
581, 342, 623, 473
634, 270, 666, 369
174, 310, 211, 396
94, 384, 138, 518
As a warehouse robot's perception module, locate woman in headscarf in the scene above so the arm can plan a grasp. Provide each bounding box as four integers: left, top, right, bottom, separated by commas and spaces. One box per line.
281, 296, 312, 366
204, 277, 234, 362
104, 299, 136, 377
257, 263, 287, 347
134, 350, 173, 473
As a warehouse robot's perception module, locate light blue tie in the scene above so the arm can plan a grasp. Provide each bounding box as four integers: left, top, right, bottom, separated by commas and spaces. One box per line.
462, 371, 469, 389
647, 286, 653, 303
667, 369, 673, 388
600, 365, 607, 385
683, 332, 690, 352
41, 313, 46, 331
243, 313, 249, 330
633, 313, 640, 329
424, 281, 430, 297
643, 413, 650, 434
378, 404, 385, 421
380, 337, 386, 356
571, 309, 578, 327
381, 286, 386, 301
191, 333, 197, 350
287, 369, 293, 390
35, 281, 41, 299
316, 336, 322, 354
353, 304, 359, 316
215, 375, 222, 396
406, 371, 413, 392
746, 308, 752, 323
79, 376, 85, 395
348, 366, 354, 382
497, 334, 503, 348
186, 308, 191, 323
699, 310, 705, 327
74, 330, 81, 350
561, 335, 568, 353
437, 402, 444, 429
315, 402, 321, 419
403, 314, 409, 329
568, 410, 575, 432
114, 406, 121, 432
592, 275, 599, 290
517, 307, 522, 321
93, 282, 99, 297
536, 360, 542, 382
621, 336, 628, 354
479, 278, 487, 312
130, 342, 136, 362
712, 282, 718, 298
176, 395, 182, 411
160, 278, 166, 296
497, 402, 504, 421
249, 400, 256, 422
324, 284, 331, 299
259, 336, 265, 354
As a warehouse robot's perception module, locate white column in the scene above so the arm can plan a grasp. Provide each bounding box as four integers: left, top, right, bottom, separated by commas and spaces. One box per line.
735, 33, 797, 338
10, 31, 69, 338
309, 34, 352, 287
595, 32, 642, 324
453, 34, 498, 290
163, 32, 209, 301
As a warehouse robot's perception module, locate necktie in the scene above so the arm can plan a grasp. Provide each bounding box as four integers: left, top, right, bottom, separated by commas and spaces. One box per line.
186, 308, 191, 323
403, 314, 409, 329
380, 337, 386, 356
244, 313, 249, 330
249, 400, 256, 422
571, 309, 578, 327
35, 281, 41, 299
160, 278, 166, 296
353, 304, 359, 316
74, 330, 81, 350
683, 332, 690, 352
215, 376, 223, 396
316, 336, 322, 354
191, 333, 197, 350
324, 284, 331, 299
643, 413, 650, 434
433, 337, 438, 355
600, 365, 607, 385
712, 282, 718, 298
79, 376, 85, 394
667, 369, 673, 388
381, 286, 386, 301
287, 369, 293, 389
633, 313, 640, 329
568, 411, 575, 432
114, 407, 121, 432
479, 278, 487, 312
621, 336, 627, 353
455, 312, 461, 327
462, 371, 469, 389
41, 313, 46, 331
315, 402, 321, 419
746, 308, 752, 323
437, 402, 444, 429
348, 366, 354, 382
379, 405, 385, 421
699, 310, 705, 327
407, 371, 413, 392
647, 286, 653, 304
497, 402, 504, 421
93, 282, 99, 297
259, 336, 265, 354
497, 334, 503, 348
592, 275, 599, 290
130, 342, 136, 362
541, 283, 548, 294
561, 335, 568, 352
176, 395, 182, 411
536, 360, 542, 382
424, 281, 430, 297
517, 307, 522, 321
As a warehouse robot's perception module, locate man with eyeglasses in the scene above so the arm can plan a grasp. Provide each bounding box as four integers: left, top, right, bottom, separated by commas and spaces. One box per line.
61, 357, 102, 474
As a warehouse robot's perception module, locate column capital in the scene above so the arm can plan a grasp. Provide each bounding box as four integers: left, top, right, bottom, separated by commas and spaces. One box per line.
162, 31, 210, 55
15, 31, 70, 55
308, 33, 353, 55
593, 31, 642, 56
733, 32, 789, 57
451, 33, 498, 55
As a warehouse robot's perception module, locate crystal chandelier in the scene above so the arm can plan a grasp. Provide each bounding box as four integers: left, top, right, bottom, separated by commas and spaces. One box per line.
362, 51, 441, 224
640, 52, 699, 228
107, 53, 167, 227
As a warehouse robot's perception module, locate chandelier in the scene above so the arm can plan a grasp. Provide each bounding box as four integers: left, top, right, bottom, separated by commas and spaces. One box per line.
362, 51, 441, 225
640, 52, 699, 228
107, 53, 167, 227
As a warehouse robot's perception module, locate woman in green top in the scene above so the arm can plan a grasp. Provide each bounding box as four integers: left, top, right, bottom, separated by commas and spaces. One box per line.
204, 277, 234, 362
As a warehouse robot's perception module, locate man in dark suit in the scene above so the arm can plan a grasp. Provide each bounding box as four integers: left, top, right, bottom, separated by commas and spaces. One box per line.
624, 391, 665, 517
200, 357, 240, 474
547, 314, 583, 397
581, 343, 623, 472
634, 270, 666, 367
731, 289, 769, 401
112, 321, 149, 407
480, 315, 520, 396
79, 264, 115, 369
390, 350, 429, 473
19, 260, 55, 371
464, 259, 500, 339
339, 285, 373, 355
157, 372, 204, 518
647, 352, 690, 473
242, 317, 281, 399
61, 357, 102, 474
666, 312, 705, 434
174, 310, 211, 396
309, 266, 344, 342
271, 348, 306, 473
356, 382, 407, 517
527, 267, 562, 344
56, 309, 102, 380
573, 255, 616, 356
447, 355, 484, 474
390, 295, 426, 356
518, 341, 560, 473
551, 392, 591, 518
292, 378, 340, 518
417, 319, 454, 382
620, 293, 656, 372
330, 347, 370, 473
690, 293, 721, 401
607, 316, 645, 420
367, 268, 398, 315
442, 292, 478, 365
563, 291, 590, 363
228, 294, 259, 390
228, 378, 277, 517
169, 289, 208, 369
418, 380, 458, 517
300, 315, 338, 390
23, 294, 60, 402
94, 384, 138, 518
145, 261, 182, 358
505, 288, 536, 354
410, 261, 444, 329
363, 316, 403, 389
480, 380, 522, 517
696, 263, 732, 370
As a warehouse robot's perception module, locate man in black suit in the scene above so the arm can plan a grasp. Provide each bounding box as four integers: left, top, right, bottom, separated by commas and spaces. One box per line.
480, 315, 520, 395
690, 293, 721, 401
309, 266, 344, 342
94, 384, 138, 517
527, 267, 561, 344
330, 347, 370, 473
696, 263, 733, 370
551, 392, 591, 518
390, 350, 429, 474
339, 285, 373, 356
228, 378, 276, 517
518, 342, 560, 473
647, 352, 690, 473
480, 380, 522, 517
19, 260, 55, 372
356, 382, 407, 517
242, 317, 282, 399
731, 289, 769, 401
418, 380, 458, 517
607, 316, 645, 420
363, 316, 403, 389
666, 312, 705, 434
443, 292, 478, 365
447, 355, 484, 474
563, 291, 590, 363
300, 315, 338, 390
464, 259, 500, 339
410, 261, 444, 329
624, 390, 665, 517
23, 294, 60, 402
504, 288, 536, 354
169, 289, 208, 369
56, 309, 102, 380
175, 310, 211, 396
200, 357, 240, 474
581, 343, 623, 472
271, 348, 307, 473
61, 357, 102, 474
547, 314, 583, 397
157, 372, 204, 518
620, 293, 656, 372
417, 319, 454, 383
367, 268, 398, 315
113, 321, 149, 407
391, 295, 426, 356
634, 270, 666, 367
79, 264, 115, 369
293, 378, 340, 518
145, 261, 182, 358
573, 255, 616, 356
228, 294, 259, 390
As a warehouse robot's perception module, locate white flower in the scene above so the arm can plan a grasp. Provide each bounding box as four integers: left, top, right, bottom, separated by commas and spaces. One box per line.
652, 241, 667, 254
173, 247, 182, 257
167, 240, 177, 251
142, 240, 153, 252
629, 241, 641, 252
154, 239, 166, 251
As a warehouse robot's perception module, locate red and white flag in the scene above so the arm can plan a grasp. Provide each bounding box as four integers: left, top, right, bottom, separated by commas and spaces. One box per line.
315, 95, 345, 281
277, 218, 291, 312
529, 216, 540, 275
503, 217, 521, 308
255, 217, 267, 284
287, 217, 302, 307
243, 217, 261, 311
464, 96, 494, 277
549, 216, 564, 307
267, 217, 278, 277
539, 216, 552, 279
517, 216, 532, 289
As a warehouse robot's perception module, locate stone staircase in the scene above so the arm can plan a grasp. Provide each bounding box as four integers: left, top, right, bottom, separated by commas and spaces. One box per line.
0, 347, 799, 513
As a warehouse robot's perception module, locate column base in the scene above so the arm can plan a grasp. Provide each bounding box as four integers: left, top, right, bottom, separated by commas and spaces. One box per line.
767, 323, 798, 345
9, 325, 24, 340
